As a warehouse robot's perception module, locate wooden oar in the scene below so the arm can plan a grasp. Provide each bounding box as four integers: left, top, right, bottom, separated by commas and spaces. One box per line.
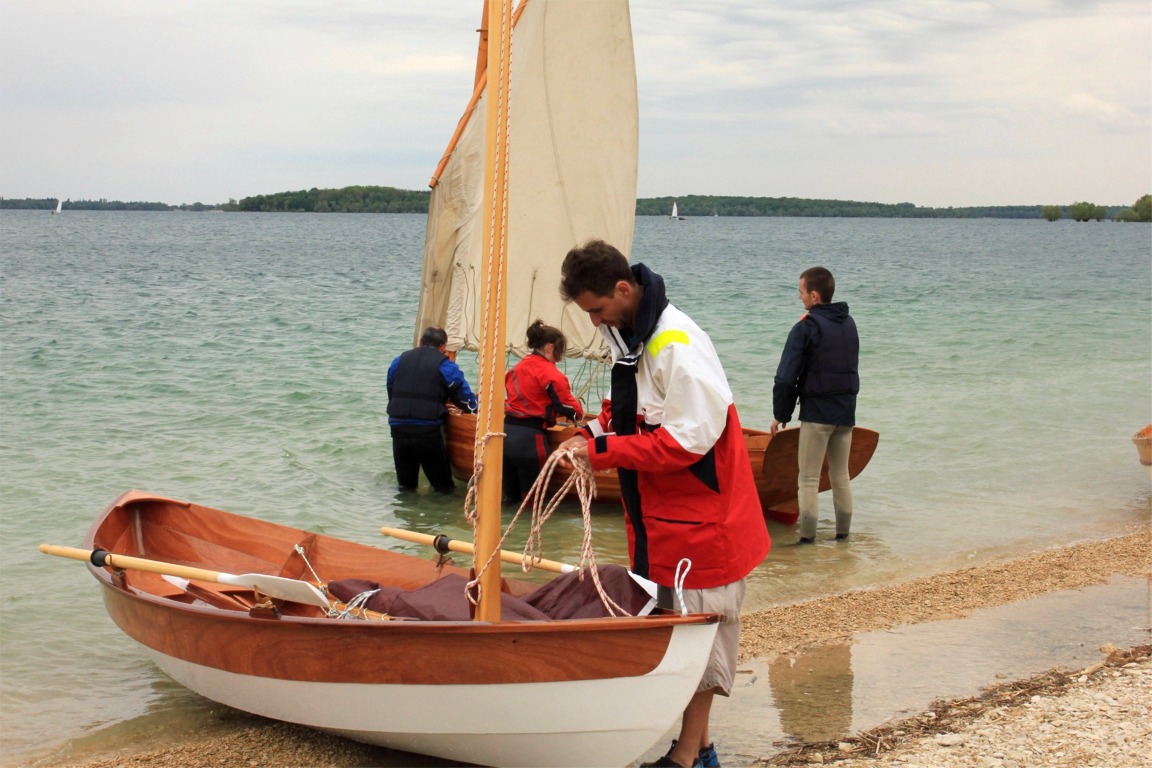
379, 528, 577, 574
38, 544, 331, 609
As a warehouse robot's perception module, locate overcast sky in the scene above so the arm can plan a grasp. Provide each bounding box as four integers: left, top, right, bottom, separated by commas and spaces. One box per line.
2, 0, 1148, 208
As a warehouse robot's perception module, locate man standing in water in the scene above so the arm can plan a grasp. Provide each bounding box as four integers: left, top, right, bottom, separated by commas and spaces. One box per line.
771, 266, 860, 543
386, 326, 478, 493
557, 240, 770, 768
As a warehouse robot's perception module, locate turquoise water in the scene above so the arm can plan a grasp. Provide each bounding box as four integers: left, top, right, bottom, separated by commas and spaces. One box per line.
1, 211, 1149, 764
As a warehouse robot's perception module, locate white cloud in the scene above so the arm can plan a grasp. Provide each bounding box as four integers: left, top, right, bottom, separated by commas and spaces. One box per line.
1, 0, 1148, 206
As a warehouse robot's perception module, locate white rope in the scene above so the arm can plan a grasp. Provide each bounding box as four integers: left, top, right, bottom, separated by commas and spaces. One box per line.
328, 588, 380, 621
462, 428, 506, 528
293, 544, 324, 584
673, 558, 693, 616
467, 447, 630, 617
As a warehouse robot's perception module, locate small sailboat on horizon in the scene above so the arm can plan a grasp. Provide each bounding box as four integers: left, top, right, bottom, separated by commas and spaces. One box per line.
51, 199, 63, 214
670, 200, 686, 220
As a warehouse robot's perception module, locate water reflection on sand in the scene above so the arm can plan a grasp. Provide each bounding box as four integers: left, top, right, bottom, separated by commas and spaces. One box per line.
636, 574, 1150, 766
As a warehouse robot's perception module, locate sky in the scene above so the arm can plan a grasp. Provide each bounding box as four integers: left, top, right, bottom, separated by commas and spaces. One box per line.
1, 0, 1148, 208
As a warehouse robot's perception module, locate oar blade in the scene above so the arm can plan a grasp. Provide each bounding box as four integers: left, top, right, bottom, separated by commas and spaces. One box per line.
217, 572, 331, 609
40, 543, 331, 610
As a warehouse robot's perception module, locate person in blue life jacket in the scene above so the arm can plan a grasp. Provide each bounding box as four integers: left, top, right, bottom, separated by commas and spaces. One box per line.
387, 326, 478, 493
771, 266, 860, 543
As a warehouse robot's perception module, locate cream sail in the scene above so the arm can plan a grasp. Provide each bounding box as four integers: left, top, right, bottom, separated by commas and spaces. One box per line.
416, 0, 636, 366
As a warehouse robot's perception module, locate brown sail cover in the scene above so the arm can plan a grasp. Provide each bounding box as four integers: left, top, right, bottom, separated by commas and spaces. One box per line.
328, 564, 652, 621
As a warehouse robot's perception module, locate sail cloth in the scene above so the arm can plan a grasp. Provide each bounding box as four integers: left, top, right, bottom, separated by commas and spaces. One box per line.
326, 565, 654, 621
417, 0, 638, 364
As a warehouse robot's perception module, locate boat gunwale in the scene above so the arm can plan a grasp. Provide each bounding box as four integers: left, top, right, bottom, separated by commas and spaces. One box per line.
84, 490, 721, 635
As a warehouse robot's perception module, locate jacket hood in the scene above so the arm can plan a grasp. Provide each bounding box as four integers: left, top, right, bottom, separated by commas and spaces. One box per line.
809, 301, 851, 323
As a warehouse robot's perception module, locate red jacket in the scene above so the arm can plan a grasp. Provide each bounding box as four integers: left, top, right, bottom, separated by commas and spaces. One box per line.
505, 352, 583, 427
586, 402, 768, 589
580, 267, 768, 589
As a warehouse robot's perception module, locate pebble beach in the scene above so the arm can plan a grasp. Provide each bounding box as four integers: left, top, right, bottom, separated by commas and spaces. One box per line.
26, 527, 1149, 768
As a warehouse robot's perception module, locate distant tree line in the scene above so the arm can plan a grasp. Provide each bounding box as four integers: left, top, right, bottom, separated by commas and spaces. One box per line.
5, 188, 1148, 221
640, 195, 1133, 220
236, 186, 430, 213
0, 197, 237, 212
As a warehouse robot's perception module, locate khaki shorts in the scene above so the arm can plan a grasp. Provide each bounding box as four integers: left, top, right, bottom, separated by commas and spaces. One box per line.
658, 579, 746, 696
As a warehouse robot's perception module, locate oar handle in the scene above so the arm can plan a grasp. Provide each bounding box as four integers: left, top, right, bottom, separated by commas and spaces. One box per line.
39, 543, 226, 584
379, 528, 575, 574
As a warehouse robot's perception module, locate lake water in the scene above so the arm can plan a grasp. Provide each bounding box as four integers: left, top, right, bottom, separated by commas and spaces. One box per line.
1, 211, 1149, 765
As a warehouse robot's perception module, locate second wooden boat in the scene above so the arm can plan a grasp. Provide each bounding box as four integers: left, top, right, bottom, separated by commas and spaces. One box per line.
448, 410, 879, 525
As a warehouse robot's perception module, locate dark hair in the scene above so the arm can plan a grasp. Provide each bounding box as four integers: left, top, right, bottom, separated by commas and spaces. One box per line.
525, 319, 567, 359
419, 326, 448, 347
800, 266, 835, 303
559, 239, 632, 300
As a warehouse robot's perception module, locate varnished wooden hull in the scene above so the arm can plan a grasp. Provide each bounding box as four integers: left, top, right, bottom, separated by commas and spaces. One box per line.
446, 412, 879, 526
81, 491, 718, 767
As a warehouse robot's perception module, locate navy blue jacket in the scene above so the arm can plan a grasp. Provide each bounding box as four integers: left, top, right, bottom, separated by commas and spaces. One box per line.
772, 302, 859, 427
387, 346, 478, 426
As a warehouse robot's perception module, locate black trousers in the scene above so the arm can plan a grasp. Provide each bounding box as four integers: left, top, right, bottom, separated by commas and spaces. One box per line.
502, 422, 548, 502
390, 424, 454, 493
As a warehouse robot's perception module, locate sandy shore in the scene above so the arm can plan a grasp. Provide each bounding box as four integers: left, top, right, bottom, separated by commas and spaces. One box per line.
29, 526, 1150, 768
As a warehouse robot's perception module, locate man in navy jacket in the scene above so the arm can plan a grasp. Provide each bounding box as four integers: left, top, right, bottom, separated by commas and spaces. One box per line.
771, 267, 860, 543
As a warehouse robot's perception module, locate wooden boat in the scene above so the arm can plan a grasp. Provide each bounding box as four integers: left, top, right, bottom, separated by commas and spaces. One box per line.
60, 490, 718, 767
448, 411, 879, 525
751, 426, 880, 526
1133, 424, 1152, 466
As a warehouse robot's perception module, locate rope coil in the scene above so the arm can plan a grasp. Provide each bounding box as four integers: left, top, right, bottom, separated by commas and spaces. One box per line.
466, 447, 629, 617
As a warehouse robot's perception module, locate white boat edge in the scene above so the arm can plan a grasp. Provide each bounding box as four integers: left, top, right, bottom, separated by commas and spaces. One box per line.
133, 621, 719, 768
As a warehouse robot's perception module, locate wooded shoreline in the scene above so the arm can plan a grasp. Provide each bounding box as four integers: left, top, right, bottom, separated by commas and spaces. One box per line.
6, 190, 1145, 220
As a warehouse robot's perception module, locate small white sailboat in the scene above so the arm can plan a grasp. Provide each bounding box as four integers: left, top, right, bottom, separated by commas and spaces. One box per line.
670, 200, 685, 220
52, 199, 63, 214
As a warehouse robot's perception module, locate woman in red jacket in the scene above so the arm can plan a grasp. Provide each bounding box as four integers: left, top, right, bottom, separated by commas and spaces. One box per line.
502, 320, 584, 503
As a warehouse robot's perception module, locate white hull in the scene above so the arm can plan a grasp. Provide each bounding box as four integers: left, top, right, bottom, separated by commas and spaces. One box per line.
136, 622, 716, 767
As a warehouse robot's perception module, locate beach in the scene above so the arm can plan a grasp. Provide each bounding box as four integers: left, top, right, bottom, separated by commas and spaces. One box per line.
29, 526, 1149, 768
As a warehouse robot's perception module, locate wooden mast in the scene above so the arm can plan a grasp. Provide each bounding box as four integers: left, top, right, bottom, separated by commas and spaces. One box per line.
473, 1, 489, 89
472, 0, 513, 623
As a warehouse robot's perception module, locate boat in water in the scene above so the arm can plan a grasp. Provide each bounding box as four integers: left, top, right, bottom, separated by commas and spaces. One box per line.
415, 0, 878, 523
1133, 424, 1152, 466
45, 490, 718, 767
448, 411, 879, 524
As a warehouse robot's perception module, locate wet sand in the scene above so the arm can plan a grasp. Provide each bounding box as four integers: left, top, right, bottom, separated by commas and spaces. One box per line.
28, 526, 1150, 768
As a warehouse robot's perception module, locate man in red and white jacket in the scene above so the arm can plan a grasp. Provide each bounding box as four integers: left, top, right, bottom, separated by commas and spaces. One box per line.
558, 239, 770, 768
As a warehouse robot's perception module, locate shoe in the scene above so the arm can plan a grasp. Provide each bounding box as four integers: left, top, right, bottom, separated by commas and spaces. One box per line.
798, 536, 815, 544
642, 740, 709, 768
835, 532, 849, 540
639, 756, 701, 768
